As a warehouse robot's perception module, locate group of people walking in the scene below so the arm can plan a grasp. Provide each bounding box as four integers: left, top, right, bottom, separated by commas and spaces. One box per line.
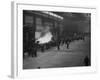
57, 39, 71, 50
24, 34, 85, 58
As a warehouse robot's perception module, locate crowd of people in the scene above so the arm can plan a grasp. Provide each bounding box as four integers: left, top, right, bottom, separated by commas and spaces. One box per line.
23, 32, 91, 67
23, 32, 87, 58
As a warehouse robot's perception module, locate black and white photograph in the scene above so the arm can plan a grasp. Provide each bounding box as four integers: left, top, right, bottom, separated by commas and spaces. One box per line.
23, 10, 91, 69
11, 2, 97, 78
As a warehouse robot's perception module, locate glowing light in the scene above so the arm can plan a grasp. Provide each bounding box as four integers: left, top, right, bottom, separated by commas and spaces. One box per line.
36, 32, 53, 44
42, 11, 63, 20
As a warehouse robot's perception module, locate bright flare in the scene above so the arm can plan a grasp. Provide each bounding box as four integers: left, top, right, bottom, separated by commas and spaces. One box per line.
36, 32, 53, 44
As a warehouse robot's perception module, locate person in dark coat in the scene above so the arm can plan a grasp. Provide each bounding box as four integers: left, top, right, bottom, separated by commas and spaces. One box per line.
65, 39, 70, 49
41, 44, 45, 52
84, 56, 90, 66
31, 41, 39, 57
57, 40, 61, 50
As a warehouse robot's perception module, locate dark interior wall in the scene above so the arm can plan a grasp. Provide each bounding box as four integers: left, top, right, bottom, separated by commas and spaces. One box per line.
60, 13, 91, 34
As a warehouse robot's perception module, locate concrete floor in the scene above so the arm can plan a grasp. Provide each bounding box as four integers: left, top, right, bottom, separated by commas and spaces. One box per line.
23, 37, 90, 69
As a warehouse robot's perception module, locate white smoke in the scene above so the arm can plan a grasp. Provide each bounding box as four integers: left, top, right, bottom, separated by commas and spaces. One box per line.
36, 32, 53, 44
36, 26, 53, 44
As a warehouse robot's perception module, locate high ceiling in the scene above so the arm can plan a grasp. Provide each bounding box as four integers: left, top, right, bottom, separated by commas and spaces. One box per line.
53, 12, 90, 21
